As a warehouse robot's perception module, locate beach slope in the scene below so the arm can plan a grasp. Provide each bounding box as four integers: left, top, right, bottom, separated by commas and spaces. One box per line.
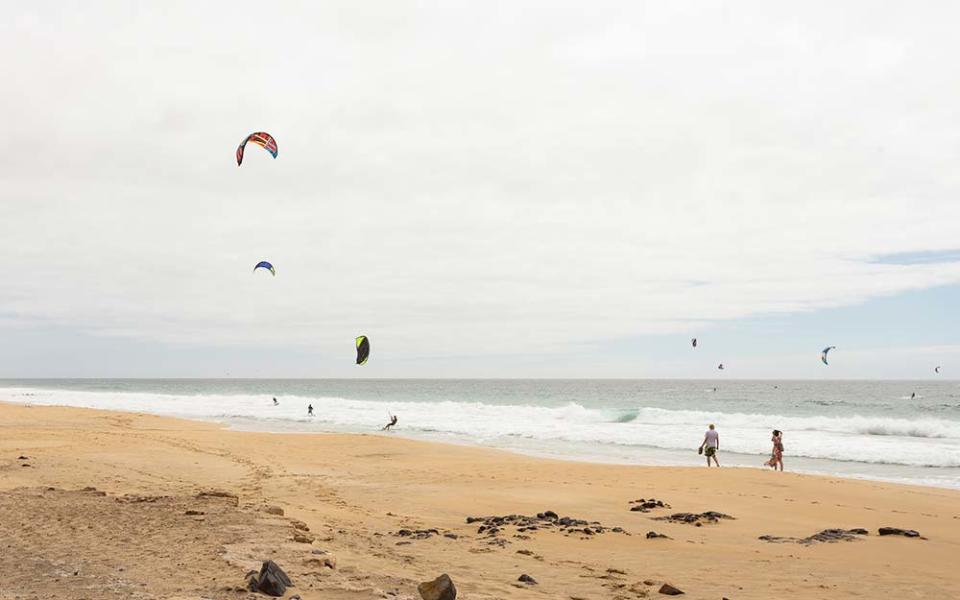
1, 403, 958, 599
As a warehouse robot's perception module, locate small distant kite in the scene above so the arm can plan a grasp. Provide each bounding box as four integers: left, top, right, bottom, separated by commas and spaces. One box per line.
253, 261, 276, 276
236, 132, 278, 166
935, 366, 941, 374
691, 338, 698, 348
717, 363, 724, 370
356, 335, 370, 365
821, 346, 836, 365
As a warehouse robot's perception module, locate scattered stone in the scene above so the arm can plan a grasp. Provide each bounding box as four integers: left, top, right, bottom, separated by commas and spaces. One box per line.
643, 579, 656, 586
465, 512, 626, 544
606, 568, 626, 575
879, 527, 921, 537
418, 573, 457, 600
518, 574, 537, 585
293, 531, 315, 544
263, 505, 285, 516
654, 511, 734, 525
303, 556, 336, 569
16, 455, 28, 460
658, 583, 684, 595
394, 528, 443, 540
759, 528, 869, 545
443, 532, 458, 539
646, 531, 670, 539
197, 490, 239, 505
290, 519, 310, 531
629, 498, 671, 512
21, 463, 30, 467
246, 560, 291, 597
517, 549, 535, 556
184, 510, 205, 516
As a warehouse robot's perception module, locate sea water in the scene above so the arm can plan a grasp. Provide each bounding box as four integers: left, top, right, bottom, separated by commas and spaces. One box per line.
2, 379, 958, 489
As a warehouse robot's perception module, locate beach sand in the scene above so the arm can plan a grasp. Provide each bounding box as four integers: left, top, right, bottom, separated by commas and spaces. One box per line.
1, 402, 957, 599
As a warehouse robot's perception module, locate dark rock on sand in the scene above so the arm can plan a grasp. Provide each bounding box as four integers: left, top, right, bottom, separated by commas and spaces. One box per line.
629, 498, 671, 512
879, 527, 920, 537
655, 511, 733, 525
247, 560, 292, 597
518, 574, 537, 585
646, 531, 670, 539
16, 455, 28, 460
418, 573, 457, 600
658, 583, 684, 595
759, 528, 869, 545
184, 510, 205, 516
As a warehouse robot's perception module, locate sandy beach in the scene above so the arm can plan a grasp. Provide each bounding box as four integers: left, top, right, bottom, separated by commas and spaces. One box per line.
1, 402, 958, 599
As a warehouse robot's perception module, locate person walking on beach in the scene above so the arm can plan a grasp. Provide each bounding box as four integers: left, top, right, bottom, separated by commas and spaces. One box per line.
699, 424, 720, 467
764, 429, 784, 471
307, 404, 314, 416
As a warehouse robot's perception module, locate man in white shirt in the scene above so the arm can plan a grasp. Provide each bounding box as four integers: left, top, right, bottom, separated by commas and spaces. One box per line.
699, 424, 720, 467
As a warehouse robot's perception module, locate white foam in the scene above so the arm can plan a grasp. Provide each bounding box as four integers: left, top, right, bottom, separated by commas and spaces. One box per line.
3, 386, 959, 470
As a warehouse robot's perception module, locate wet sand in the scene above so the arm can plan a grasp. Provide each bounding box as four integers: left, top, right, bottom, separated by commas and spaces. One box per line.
1, 402, 958, 599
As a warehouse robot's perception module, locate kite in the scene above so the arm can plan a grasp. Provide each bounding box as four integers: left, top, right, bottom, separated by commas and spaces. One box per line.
253, 261, 276, 276
821, 346, 836, 365
935, 366, 941, 374
236, 132, 278, 166
356, 335, 370, 365
691, 338, 698, 348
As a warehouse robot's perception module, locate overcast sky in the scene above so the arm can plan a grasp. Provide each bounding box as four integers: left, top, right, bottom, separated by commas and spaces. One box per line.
3, 1, 960, 378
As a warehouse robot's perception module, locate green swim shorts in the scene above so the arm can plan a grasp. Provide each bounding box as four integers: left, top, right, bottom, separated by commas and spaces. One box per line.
704, 447, 717, 457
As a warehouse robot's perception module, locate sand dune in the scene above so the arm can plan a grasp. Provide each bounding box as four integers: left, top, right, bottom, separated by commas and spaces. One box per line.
1, 402, 957, 599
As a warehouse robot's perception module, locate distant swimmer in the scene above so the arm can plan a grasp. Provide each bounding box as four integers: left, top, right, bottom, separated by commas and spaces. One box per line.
935, 366, 942, 374
273, 397, 279, 406
717, 363, 724, 371
691, 337, 698, 348
307, 404, 314, 416
382, 414, 398, 431
911, 392, 916, 400
712, 387, 718, 392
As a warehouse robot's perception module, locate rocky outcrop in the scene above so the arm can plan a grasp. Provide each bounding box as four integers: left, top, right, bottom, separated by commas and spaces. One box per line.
418, 573, 457, 600
878, 527, 921, 537
658, 583, 684, 595
245, 560, 292, 597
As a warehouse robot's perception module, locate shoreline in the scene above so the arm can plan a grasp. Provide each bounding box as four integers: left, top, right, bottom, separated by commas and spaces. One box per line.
2, 402, 960, 598
4, 392, 959, 492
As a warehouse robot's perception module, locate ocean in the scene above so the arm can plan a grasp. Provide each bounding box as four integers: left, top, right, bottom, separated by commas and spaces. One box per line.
2, 379, 959, 489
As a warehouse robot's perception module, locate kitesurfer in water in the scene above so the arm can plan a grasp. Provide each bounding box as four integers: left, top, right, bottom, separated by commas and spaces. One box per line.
273, 397, 279, 406
911, 392, 916, 400
382, 414, 398, 431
